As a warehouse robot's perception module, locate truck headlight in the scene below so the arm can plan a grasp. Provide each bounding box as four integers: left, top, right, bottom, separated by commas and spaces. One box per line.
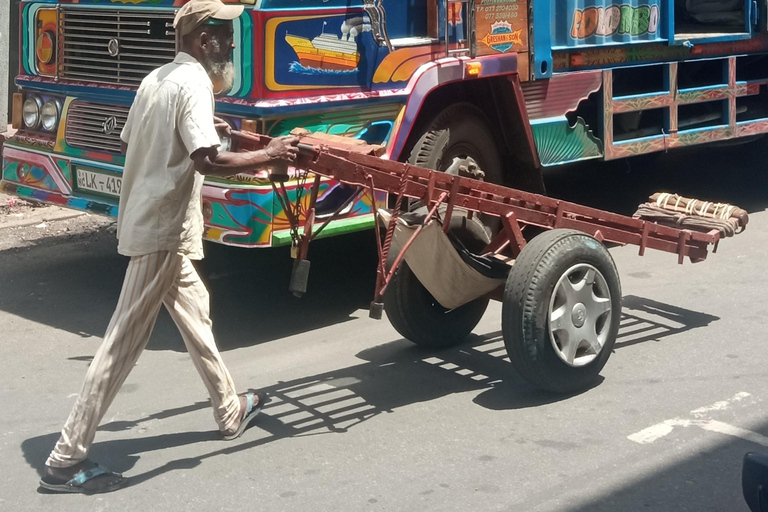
41, 99, 61, 132
23, 96, 43, 130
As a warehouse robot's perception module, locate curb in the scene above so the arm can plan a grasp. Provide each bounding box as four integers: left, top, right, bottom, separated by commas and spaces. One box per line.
0, 210, 86, 230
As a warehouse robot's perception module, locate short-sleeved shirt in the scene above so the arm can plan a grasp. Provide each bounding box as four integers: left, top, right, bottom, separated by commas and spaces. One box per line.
118, 52, 220, 260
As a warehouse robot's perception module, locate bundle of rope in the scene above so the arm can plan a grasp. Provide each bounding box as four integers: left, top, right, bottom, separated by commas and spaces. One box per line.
633, 192, 749, 237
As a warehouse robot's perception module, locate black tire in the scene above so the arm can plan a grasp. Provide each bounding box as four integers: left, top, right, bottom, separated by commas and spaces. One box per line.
502, 229, 622, 393
408, 103, 504, 184
384, 212, 491, 348
407, 103, 504, 235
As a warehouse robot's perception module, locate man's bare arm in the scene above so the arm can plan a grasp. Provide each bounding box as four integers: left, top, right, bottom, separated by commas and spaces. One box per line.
193, 148, 274, 177
191, 135, 299, 177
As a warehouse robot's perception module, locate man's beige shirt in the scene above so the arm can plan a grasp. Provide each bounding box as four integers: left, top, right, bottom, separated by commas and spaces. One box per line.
118, 52, 220, 260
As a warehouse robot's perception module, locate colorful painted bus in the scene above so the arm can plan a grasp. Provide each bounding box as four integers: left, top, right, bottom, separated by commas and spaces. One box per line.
3, 0, 768, 248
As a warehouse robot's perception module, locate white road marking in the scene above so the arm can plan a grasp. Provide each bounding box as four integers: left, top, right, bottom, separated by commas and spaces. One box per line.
697, 419, 768, 448
690, 391, 751, 416
628, 392, 764, 445
628, 419, 691, 444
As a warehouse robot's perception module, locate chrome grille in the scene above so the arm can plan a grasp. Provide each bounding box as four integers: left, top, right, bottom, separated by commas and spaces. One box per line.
59, 8, 176, 86
66, 102, 130, 153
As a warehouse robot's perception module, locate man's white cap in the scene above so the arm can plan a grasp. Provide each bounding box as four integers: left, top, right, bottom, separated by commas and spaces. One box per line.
173, 0, 244, 38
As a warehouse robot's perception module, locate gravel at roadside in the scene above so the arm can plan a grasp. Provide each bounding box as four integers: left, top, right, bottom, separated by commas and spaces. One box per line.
0, 191, 114, 252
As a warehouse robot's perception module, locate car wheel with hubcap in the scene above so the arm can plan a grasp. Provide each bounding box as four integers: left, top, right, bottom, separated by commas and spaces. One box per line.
502, 229, 622, 393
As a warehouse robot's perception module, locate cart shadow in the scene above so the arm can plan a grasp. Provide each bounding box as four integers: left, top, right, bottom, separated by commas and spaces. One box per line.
22, 330, 538, 486
22, 295, 718, 489
614, 295, 719, 348
472, 295, 719, 410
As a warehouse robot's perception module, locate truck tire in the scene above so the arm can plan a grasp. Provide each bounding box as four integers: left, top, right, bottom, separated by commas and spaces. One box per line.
384, 212, 491, 348
502, 229, 621, 393
408, 103, 504, 185
407, 103, 505, 236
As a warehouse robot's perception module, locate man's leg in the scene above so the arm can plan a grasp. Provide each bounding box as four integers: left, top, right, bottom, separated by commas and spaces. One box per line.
46, 251, 181, 469
162, 255, 241, 433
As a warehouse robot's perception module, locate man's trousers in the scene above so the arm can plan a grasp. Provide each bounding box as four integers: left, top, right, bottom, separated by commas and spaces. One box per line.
46, 251, 240, 468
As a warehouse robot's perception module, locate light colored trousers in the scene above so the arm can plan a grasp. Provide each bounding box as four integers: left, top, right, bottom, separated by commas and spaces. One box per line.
47, 251, 240, 468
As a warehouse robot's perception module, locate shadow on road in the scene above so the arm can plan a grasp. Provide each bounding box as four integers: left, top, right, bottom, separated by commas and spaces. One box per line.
193, 234, 378, 351
564, 426, 767, 511
0, 229, 379, 350
21, 293, 719, 493
615, 295, 719, 349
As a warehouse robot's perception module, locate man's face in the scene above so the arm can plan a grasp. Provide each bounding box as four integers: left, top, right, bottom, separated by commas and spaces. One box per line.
202, 23, 236, 94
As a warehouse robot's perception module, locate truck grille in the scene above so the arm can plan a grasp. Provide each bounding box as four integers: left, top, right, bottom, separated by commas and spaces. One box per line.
66, 102, 130, 154
59, 7, 176, 86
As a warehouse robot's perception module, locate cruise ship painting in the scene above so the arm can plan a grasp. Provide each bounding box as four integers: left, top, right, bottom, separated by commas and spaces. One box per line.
286, 18, 370, 71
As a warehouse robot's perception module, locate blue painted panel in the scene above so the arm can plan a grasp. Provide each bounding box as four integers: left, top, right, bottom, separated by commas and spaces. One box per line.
390, 0, 430, 39
549, 0, 666, 49
261, 0, 429, 40
533, 0, 553, 79
272, 14, 387, 90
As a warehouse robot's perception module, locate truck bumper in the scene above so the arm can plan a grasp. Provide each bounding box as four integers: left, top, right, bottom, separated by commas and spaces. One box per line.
2, 143, 380, 248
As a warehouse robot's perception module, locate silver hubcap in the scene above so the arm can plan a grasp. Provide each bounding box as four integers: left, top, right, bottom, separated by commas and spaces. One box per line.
548, 263, 612, 367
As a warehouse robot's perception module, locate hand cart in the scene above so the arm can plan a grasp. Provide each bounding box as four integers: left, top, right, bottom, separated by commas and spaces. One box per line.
232, 130, 747, 394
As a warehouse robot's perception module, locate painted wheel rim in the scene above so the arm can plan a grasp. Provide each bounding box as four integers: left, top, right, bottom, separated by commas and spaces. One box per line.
548, 263, 612, 367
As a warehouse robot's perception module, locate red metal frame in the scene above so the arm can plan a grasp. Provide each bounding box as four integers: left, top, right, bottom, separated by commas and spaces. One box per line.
231, 131, 722, 312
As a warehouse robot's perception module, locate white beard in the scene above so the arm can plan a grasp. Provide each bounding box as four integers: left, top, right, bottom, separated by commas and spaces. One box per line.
210, 60, 235, 94
206, 37, 236, 94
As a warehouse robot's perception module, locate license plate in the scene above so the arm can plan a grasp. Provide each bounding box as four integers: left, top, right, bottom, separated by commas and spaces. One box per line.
76, 168, 122, 197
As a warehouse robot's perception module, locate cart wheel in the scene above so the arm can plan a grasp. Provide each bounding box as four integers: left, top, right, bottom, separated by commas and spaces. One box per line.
384, 212, 490, 348
502, 229, 621, 393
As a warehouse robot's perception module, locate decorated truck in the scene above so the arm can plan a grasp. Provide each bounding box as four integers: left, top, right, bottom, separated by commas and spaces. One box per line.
3, 0, 768, 249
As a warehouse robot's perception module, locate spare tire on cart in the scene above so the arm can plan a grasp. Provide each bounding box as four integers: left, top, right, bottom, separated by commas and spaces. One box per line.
502, 229, 622, 394
383, 211, 494, 349
382, 104, 506, 348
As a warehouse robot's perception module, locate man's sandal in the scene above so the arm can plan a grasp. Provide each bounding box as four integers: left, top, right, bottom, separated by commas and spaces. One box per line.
39, 461, 126, 494
223, 392, 267, 441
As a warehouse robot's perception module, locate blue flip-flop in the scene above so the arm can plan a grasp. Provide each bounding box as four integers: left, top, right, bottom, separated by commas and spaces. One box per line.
223, 392, 267, 441
39, 461, 126, 494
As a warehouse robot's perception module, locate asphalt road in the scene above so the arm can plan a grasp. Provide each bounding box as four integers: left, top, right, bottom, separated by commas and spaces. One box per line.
1, 140, 767, 511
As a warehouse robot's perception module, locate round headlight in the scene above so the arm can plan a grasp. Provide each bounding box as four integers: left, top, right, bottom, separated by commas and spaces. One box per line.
41, 99, 61, 132
23, 97, 42, 130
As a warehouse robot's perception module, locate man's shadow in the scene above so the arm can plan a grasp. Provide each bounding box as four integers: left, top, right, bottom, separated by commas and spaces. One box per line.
23, 295, 718, 490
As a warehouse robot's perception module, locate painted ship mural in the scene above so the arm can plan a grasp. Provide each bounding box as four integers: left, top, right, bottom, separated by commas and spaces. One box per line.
286, 17, 371, 74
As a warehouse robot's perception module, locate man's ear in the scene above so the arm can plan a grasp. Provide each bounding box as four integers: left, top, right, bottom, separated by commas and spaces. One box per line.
199, 30, 211, 53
